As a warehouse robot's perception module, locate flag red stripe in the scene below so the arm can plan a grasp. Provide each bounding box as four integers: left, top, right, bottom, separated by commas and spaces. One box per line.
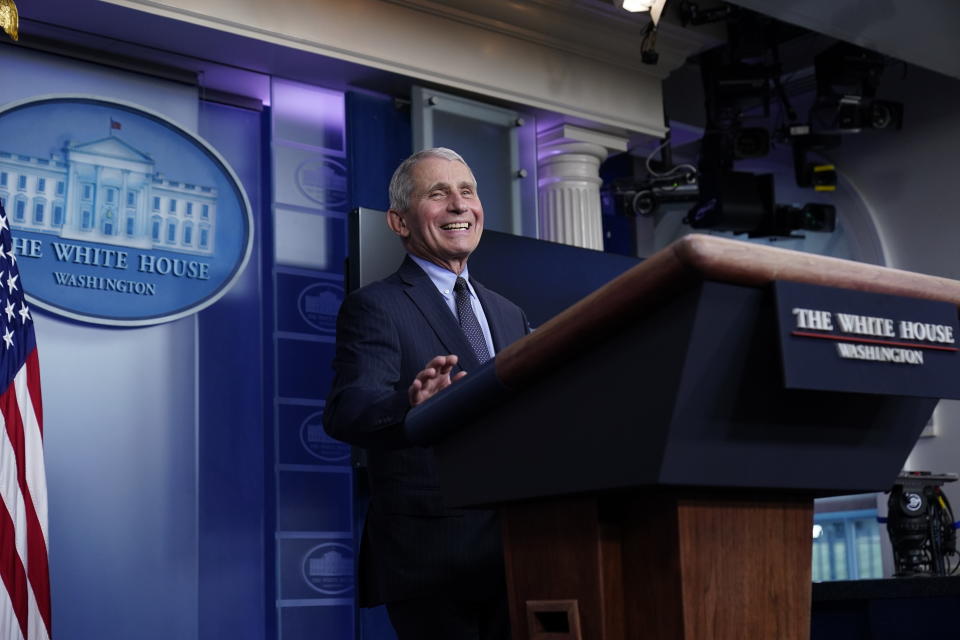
0, 442, 28, 640
2, 373, 51, 637
0, 503, 29, 639
21, 353, 51, 635
25, 352, 42, 439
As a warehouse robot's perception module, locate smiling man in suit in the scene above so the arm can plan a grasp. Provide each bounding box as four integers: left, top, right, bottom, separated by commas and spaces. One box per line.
324, 148, 529, 639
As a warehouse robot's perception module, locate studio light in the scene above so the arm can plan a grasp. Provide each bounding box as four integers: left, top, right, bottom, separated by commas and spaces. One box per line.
619, 0, 667, 26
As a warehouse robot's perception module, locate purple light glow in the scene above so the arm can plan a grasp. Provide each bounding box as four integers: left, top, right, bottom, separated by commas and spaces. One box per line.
272, 79, 345, 153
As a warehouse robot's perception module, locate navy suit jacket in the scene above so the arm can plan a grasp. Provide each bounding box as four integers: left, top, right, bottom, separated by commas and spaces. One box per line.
324, 255, 530, 605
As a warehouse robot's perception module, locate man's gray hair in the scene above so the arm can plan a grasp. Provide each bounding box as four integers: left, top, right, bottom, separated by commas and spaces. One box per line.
388, 147, 473, 213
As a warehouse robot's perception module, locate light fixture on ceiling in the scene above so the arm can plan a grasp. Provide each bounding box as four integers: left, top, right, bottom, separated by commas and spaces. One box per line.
618, 0, 667, 26
617, 0, 667, 64
0, 0, 19, 41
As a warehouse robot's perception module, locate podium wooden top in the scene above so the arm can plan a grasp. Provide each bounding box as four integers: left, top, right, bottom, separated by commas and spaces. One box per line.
495, 234, 960, 389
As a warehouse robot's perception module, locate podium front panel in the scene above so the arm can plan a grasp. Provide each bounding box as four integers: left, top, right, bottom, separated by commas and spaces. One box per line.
436, 281, 935, 508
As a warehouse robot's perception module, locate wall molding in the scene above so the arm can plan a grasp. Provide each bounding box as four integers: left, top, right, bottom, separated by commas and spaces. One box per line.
381, 0, 710, 77
100, 0, 716, 135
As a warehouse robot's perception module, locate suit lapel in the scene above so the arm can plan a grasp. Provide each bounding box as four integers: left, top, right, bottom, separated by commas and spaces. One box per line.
397, 256, 482, 370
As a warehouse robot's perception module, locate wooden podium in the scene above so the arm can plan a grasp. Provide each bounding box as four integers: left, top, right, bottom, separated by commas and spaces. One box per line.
405, 234, 960, 640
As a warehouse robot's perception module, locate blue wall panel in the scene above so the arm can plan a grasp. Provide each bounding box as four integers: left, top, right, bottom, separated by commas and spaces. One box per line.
277, 338, 337, 400
198, 99, 268, 640
276, 271, 343, 337
278, 403, 351, 466
278, 469, 353, 532
279, 536, 355, 599
272, 81, 345, 153
274, 209, 348, 273
272, 78, 355, 640
346, 92, 412, 211
274, 146, 349, 212
281, 604, 355, 640
317, 215, 349, 275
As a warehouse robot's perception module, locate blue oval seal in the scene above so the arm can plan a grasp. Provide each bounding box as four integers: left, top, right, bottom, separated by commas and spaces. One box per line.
297, 281, 342, 335
299, 410, 351, 463
301, 542, 354, 595
0, 95, 253, 326
296, 157, 347, 210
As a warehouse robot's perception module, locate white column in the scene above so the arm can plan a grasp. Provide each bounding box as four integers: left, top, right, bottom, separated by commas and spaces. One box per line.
66, 158, 80, 232
121, 169, 129, 236
537, 125, 628, 251
537, 141, 606, 250
93, 164, 102, 234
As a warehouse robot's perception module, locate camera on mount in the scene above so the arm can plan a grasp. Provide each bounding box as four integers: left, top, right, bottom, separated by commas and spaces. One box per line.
685, 170, 835, 238
886, 471, 959, 577
785, 41, 904, 190
811, 96, 904, 134
805, 42, 904, 136
605, 169, 699, 217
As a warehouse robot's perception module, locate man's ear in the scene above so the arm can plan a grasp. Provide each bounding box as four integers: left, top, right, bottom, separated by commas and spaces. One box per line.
387, 209, 409, 238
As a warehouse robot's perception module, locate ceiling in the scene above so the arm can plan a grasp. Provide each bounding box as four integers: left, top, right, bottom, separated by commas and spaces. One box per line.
8, 0, 959, 126
724, 0, 960, 80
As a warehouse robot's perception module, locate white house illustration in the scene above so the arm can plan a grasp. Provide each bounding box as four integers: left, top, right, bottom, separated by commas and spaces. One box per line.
309, 550, 352, 577
0, 135, 217, 256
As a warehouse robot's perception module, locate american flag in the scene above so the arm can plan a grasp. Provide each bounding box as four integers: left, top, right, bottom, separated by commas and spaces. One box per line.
0, 203, 50, 640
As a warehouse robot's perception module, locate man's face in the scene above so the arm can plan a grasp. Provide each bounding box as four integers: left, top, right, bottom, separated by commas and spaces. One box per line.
388, 157, 484, 274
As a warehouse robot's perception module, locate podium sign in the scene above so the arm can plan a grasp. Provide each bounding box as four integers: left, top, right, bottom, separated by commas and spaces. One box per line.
775, 280, 960, 398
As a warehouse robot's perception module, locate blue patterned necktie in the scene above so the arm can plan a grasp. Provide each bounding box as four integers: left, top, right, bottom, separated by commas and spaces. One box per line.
454, 276, 491, 364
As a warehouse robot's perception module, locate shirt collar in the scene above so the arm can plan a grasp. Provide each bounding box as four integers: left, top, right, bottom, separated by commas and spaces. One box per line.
408, 253, 473, 296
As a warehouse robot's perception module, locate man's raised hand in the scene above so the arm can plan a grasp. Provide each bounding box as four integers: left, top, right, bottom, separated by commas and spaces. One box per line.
408, 354, 468, 406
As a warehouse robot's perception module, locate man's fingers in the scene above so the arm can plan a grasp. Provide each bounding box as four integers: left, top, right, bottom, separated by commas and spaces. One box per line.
409, 354, 465, 406
424, 354, 458, 370
424, 355, 451, 369
408, 377, 423, 405
416, 367, 437, 382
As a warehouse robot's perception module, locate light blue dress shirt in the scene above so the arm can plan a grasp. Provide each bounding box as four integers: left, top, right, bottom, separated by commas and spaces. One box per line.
408, 254, 495, 358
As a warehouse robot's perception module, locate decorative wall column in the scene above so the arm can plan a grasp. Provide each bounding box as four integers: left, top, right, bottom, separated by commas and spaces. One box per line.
537, 125, 628, 250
